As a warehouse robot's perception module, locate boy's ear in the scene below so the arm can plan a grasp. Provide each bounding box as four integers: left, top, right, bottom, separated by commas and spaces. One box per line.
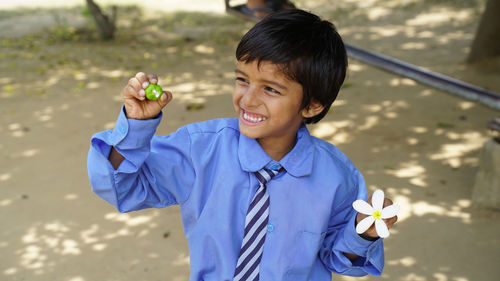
301, 99, 324, 118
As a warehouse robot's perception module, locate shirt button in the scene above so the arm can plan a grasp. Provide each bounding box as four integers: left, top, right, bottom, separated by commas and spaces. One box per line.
269, 164, 280, 171
119, 125, 126, 134
267, 224, 274, 232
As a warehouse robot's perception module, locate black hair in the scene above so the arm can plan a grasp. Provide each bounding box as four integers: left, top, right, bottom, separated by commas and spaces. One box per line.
236, 9, 348, 124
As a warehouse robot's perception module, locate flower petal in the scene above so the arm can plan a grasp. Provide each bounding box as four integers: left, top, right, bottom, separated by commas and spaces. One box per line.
375, 219, 390, 238
381, 204, 400, 219
353, 200, 374, 215
372, 189, 385, 211
356, 216, 375, 234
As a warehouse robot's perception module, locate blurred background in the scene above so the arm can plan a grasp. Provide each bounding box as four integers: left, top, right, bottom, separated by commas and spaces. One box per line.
1, 0, 499, 280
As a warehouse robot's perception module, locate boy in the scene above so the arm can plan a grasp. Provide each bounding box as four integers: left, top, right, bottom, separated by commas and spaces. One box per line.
88, 9, 397, 281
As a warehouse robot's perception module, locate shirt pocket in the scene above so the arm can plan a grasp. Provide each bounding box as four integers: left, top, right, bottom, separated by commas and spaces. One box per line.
285, 230, 327, 280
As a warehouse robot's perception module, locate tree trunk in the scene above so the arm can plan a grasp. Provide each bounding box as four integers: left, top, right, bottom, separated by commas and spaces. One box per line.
467, 0, 500, 63
86, 0, 116, 40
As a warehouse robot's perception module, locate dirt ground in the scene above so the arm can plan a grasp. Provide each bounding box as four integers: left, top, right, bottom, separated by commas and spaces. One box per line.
1, 0, 499, 280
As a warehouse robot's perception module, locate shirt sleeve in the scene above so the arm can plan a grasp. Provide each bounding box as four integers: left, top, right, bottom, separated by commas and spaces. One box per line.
87, 106, 195, 213
318, 169, 384, 276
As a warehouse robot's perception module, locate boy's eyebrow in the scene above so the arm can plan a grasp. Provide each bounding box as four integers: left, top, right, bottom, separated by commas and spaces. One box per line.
234, 69, 288, 90
234, 69, 247, 76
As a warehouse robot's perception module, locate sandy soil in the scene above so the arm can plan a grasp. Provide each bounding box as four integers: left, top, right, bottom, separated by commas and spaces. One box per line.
1, 0, 499, 280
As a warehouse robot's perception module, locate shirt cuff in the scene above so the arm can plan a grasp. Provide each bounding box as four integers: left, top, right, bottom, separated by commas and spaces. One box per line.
343, 214, 383, 257
110, 106, 163, 150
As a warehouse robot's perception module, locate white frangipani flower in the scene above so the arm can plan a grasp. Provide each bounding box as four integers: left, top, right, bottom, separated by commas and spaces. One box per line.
352, 189, 399, 238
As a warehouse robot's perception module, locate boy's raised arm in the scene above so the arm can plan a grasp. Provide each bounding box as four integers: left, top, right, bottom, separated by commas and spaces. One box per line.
88, 71, 198, 213
107, 72, 173, 170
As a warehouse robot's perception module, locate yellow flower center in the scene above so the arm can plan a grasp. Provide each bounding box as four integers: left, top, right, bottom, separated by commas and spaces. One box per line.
372, 210, 382, 220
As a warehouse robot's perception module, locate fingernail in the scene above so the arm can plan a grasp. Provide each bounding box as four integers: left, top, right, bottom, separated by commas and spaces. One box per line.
142, 81, 149, 88
139, 89, 145, 96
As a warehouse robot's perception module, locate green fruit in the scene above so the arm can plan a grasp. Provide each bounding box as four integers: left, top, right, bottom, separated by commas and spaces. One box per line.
145, 84, 163, 100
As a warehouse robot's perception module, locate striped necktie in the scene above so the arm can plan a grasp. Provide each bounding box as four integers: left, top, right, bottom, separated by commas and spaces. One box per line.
233, 166, 283, 281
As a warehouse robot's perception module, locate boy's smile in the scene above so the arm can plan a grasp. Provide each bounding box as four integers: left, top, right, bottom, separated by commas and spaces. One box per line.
241, 109, 267, 124
233, 60, 321, 160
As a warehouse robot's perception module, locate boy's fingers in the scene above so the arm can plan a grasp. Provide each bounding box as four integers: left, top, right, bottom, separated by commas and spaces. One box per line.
123, 85, 144, 101
157, 90, 172, 107
147, 74, 158, 84
128, 77, 142, 92
135, 72, 149, 88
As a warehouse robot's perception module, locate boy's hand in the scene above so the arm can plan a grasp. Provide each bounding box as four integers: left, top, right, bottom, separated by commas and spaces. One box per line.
122, 72, 173, 120
355, 195, 398, 240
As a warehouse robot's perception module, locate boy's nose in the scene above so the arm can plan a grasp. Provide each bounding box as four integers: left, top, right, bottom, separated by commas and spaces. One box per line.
241, 86, 260, 108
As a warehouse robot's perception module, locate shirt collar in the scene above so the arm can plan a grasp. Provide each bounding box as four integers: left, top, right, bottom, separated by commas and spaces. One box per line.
238, 124, 314, 177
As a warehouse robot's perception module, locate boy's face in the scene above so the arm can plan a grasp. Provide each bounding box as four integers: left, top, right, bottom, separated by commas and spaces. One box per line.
233, 60, 316, 150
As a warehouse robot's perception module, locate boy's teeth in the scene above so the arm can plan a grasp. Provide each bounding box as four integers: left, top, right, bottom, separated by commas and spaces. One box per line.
243, 112, 266, 123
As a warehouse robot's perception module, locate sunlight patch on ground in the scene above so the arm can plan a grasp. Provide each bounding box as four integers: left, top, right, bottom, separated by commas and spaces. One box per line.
64, 193, 78, 200
406, 9, 474, 27
366, 7, 391, 20
400, 42, 427, 50
430, 132, 486, 169
332, 99, 348, 107
416, 30, 434, 39
388, 256, 417, 267
401, 273, 428, 281
407, 137, 419, 145
310, 120, 354, 139
410, 126, 428, 134
436, 30, 474, 45
104, 212, 158, 227
172, 253, 190, 266
80, 224, 99, 244
34, 106, 54, 122
194, 44, 215, 55
389, 77, 417, 86
372, 26, 402, 37
348, 62, 366, 72
311, 123, 338, 139
413, 201, 471, 223
61, 239, 81, 255
22, 149, 39, 157
4, 267, 18, 275
170, 82, 233, 104
18, 221, 85, 272
362, 104, 383, 113
0, 173, 11, 181
457, 101, 475, 110
103, 121, 116, 130
92, 243, 107, 251
0, 199, 13, 206
44, 77, 60, 88
98, 69, 130, 79
330, 131, 352, 144
170, 82, 196, 93
395, 194, 472, 224
357, 115, 380, 131
385, 161, 427, 187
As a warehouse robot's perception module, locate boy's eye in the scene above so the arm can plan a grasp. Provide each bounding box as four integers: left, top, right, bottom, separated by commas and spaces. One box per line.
235, 77, 248, 84
264, 86, 281, 95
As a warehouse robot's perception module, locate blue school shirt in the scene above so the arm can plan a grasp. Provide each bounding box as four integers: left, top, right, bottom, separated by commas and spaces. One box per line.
87, 108, 385, 281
